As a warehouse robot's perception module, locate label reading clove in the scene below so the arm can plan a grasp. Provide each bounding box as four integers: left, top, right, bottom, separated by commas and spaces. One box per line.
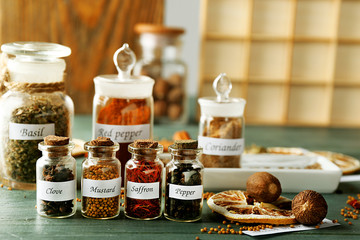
37, 180, 76, 201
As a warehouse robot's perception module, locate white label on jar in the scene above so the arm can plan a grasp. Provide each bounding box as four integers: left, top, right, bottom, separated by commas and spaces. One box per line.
126, 181, 160, 200
37, 180, 76, 201
169, 184, 203, 200
94, 123, 150, 143
198, 136, 244, 156
9, 123, 55, 140
82, 178, 121, 198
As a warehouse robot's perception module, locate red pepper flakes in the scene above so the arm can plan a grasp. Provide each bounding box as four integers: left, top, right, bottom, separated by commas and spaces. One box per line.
348, 199, 360, 209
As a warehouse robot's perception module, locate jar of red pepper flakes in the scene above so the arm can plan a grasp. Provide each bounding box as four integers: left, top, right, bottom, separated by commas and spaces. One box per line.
124, 139, 163, 220
92, 44, 155, 186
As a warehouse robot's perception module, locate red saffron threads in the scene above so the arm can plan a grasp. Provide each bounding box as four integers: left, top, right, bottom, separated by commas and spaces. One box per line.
125, 159, 163, 219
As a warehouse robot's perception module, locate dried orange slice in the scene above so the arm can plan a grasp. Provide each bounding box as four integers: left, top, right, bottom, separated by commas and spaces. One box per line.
314, 151, 360, 175
207, 190, 296, 225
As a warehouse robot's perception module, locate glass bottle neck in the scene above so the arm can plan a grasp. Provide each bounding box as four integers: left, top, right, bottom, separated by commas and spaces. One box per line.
42, 151, 72, 159
132, 153, 157, 162
88, 151, 117, 159
139, 34, 181, 61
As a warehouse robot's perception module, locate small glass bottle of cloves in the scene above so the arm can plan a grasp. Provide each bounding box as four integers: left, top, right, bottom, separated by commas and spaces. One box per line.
82, 137, 121, 219
125, 139, 163, 220
164, 140, 204, 222
36, 135, 77, 218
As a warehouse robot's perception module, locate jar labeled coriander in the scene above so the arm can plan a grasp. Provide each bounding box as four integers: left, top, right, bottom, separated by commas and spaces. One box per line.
0, 42, 74, 190
198, 73, 246, 168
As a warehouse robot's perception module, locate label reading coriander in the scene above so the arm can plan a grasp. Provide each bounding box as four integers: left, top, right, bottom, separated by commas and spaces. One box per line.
9, 123, 55, 140
126, 181, 160, 200
82, 178, 121, 198
94, 123, 150, 143
198, 136, 244, 156
37, 180, 76, 201
169, 184, 203, 200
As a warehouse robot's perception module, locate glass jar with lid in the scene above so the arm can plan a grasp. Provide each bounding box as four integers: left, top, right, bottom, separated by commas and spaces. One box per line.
164, 140, 204, 222
82, 137, 121, 219
198, 73, 246, 168
124, 139, 163, 220
133, 23, 187, 124
92, 43, 154, 186
0, 42, 74, 190
36, 135, 76, 218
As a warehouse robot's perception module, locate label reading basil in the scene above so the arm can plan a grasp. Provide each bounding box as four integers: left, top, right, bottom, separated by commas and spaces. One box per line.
82, 178, 121, 198
37, 180, 76, 201
169, 184, 203, 200
126, 181, 160, 200
9, 123, 55, 140
94, 123, 150, 143
198, 136, 244, 156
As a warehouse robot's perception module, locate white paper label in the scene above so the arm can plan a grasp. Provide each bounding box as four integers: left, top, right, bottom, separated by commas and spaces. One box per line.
126, 181, 160, 200
198, 136, 244, 156
9, 123, 55, 140
94, 123, 150, 143
243, 219, 340, 236
82, 178, 121, 198
37, 180, 76, 201
169, 184, 203, 200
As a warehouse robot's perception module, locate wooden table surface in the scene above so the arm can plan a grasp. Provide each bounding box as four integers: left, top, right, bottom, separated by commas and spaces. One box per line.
1, 115, 360, 239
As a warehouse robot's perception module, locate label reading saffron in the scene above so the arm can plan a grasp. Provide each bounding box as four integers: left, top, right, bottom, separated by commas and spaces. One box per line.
198, 136, 244, 156
126, 181, 160, 200
94, 123, 150, 143
82, 178, 121, 198
169, 184, 203, 200
37, 180, 76, 201
9, 123, 55, 140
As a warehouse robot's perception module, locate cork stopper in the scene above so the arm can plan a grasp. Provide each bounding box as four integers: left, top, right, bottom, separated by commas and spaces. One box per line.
172, 140, 198, 149
44, 135, 69, 146
90, 137, 114, 146
133, 139, 158, 148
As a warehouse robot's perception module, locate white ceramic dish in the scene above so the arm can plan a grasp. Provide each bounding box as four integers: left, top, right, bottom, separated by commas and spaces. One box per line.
204, 154, 342, 193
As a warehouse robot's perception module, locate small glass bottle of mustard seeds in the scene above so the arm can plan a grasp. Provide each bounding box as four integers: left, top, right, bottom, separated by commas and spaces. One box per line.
36, 135, 76, 218
198, 73, 246, 168
125, 139, 164, 220
164, 140, 204, 222
82, 137, 121, 219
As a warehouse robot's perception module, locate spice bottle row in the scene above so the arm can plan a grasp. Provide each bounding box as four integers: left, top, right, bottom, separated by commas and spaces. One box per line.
36, 135, 204, 222
0, 40, 246, 194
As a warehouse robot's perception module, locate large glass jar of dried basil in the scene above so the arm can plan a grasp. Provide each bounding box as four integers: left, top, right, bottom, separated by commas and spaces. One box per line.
36, 135, 77, 218
164, 140, 204, 222
198, 73, 246, 168
82, 137, 121, 219
0, 42, 74, 190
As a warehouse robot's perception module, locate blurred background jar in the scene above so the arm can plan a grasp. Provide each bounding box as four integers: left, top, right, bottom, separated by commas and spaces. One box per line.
134, 23, 187, 124
0, 42, 74, 190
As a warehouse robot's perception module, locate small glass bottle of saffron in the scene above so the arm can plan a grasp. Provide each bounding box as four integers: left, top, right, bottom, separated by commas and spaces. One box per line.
36, 135, 76, 218
125, 139, 163, 220
165, 140, 204, 222
82, 137, 121, 219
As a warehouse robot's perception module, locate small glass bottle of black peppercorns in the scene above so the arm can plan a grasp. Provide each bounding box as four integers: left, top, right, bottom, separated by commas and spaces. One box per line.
164, 140, 204, 222
36, 135, 76, 218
